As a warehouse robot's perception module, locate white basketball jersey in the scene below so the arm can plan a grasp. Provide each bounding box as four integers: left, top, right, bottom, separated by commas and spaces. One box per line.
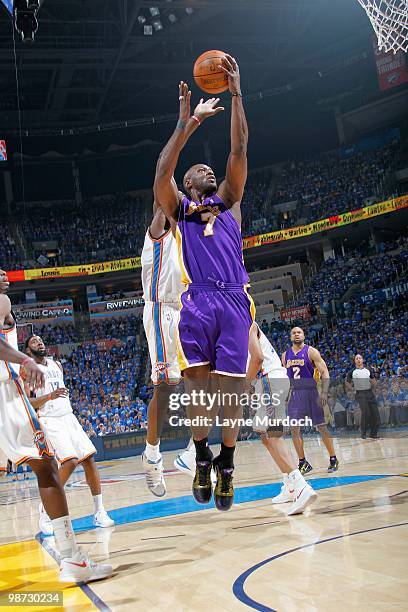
0, 323, 20, 383
257, 327, 286, 377
141, 229, 183, 303
35, 359, 72, 417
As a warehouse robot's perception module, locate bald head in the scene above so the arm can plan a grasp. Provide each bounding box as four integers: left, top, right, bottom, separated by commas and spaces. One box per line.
183, 164, 217, 196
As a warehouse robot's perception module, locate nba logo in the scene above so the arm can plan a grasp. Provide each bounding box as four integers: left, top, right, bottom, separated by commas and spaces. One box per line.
0, 140, 7, 162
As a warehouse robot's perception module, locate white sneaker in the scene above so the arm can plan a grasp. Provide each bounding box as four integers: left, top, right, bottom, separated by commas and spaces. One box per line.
174, 449, 195, 476
39, 503, 54, 536
93, 509, 115, 528
141, 451, 166, 497
287, 484, 317, 516
59, 549, 113, 583
272, 478, 294, 504
174, 449, 217, 484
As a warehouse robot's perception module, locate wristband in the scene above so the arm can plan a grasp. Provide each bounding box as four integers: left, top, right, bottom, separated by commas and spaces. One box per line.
21, 357, 33, 367
232, 92, 243, 97
191, 115, 201, 125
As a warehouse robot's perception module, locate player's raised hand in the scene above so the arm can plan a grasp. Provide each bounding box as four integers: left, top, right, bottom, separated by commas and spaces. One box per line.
178, 81, 191, 124
0, 270, 9, 294
23, 358, 45, 391
193, 97, 224, 122
219, 54, 241, 95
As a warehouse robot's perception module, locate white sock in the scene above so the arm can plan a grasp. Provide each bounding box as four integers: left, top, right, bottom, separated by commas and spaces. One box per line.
145, 441, 161, 462
52, 515, 77, 559
93, 494, 104, 513
289, 468, 305, 487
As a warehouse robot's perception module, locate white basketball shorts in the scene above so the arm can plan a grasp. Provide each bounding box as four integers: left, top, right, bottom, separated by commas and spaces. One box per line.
143, 301, 181, 385
0, 378, 54, 465
39, 413, 96, 464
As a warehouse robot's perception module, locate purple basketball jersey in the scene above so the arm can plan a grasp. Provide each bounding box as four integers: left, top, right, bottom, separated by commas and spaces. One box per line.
176, 194, 249, 286
285, 345, 316, 384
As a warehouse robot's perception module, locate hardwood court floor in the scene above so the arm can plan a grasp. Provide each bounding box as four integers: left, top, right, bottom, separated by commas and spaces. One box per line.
0, 433, 407, 611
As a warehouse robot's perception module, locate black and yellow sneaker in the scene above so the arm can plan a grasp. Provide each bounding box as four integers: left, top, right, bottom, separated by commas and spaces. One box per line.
299, 460, 313, 475
214, 465, 234, 511
327, 457, 339, 473
192, 459, 213, 504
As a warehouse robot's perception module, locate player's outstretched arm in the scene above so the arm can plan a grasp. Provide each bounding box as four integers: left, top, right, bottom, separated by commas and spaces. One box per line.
155, 82, 224, 220
218, 55, 248, 210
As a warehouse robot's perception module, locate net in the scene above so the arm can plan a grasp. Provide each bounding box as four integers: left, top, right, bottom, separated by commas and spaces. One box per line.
357, 0, 408, 53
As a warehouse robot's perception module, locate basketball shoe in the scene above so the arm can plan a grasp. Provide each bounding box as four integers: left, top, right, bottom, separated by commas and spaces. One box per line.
286, 469, 317, 515
192, 451, 213, 504
174, 448, 195, 476
299, 459, 313, 475
271, 475, 294, 504
141, 452, 166, 497
93, 509, 115, 528
59, 549, 113, 583
213, 464, 234, 511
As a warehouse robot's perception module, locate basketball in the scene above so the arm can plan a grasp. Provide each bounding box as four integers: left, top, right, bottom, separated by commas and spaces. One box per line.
193, 50, 229, 94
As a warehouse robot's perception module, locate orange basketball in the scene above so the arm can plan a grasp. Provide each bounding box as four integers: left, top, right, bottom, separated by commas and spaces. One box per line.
193, 50, 229, 94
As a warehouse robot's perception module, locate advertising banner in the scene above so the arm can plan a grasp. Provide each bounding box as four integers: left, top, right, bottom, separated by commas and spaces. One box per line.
89, 296, 144, 318
13, 301, 74, 323
373, 41, 408, 91
280, 305, 311, 321
6, 196, 407, 282
358, 280, 408, 305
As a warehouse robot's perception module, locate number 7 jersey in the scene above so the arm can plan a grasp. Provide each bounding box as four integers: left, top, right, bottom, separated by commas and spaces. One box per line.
176, 194, 249, 286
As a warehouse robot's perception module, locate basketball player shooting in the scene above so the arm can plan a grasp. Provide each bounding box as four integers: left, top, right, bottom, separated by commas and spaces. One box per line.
154, 55, 254, 511
0, 281, 112, 583
282, 327, 338, 474
24, 335, 114, 535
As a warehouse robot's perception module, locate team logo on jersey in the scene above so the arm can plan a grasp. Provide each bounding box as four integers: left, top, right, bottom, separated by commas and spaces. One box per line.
155, 361, 169, 373
33, 430, 46, 447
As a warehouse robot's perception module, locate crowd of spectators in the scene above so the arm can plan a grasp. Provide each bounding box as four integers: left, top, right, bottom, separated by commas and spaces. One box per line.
90, 315, 142, 341
1, 228, 21, 270
273, 140, 399, 220
33, 323, 78, 345
294, 236, 407, 309
4, 134, 404, 270
62, 340, 148, 438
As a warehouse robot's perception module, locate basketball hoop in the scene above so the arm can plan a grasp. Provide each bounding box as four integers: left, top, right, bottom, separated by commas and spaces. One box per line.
357, 0, 408, 53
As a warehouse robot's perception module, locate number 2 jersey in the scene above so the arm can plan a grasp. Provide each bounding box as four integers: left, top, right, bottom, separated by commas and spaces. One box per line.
285, 344, 318, 389
34, 359, 72, 417
176, 194, 249, 287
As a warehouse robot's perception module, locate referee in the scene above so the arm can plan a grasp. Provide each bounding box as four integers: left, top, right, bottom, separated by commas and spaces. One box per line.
346, 354, 380, 439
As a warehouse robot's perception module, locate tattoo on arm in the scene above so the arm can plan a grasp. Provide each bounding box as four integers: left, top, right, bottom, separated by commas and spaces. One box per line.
176, 119, 187, 130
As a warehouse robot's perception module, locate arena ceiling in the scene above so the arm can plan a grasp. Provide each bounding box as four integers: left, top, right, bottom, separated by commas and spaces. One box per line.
0, 0, 375, 135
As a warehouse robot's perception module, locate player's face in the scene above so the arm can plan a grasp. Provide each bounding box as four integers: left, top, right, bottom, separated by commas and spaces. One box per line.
190, 164, 217, 194
355, 354, 364, 367
291, 327, 304, 345
28, 335, 47, 357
